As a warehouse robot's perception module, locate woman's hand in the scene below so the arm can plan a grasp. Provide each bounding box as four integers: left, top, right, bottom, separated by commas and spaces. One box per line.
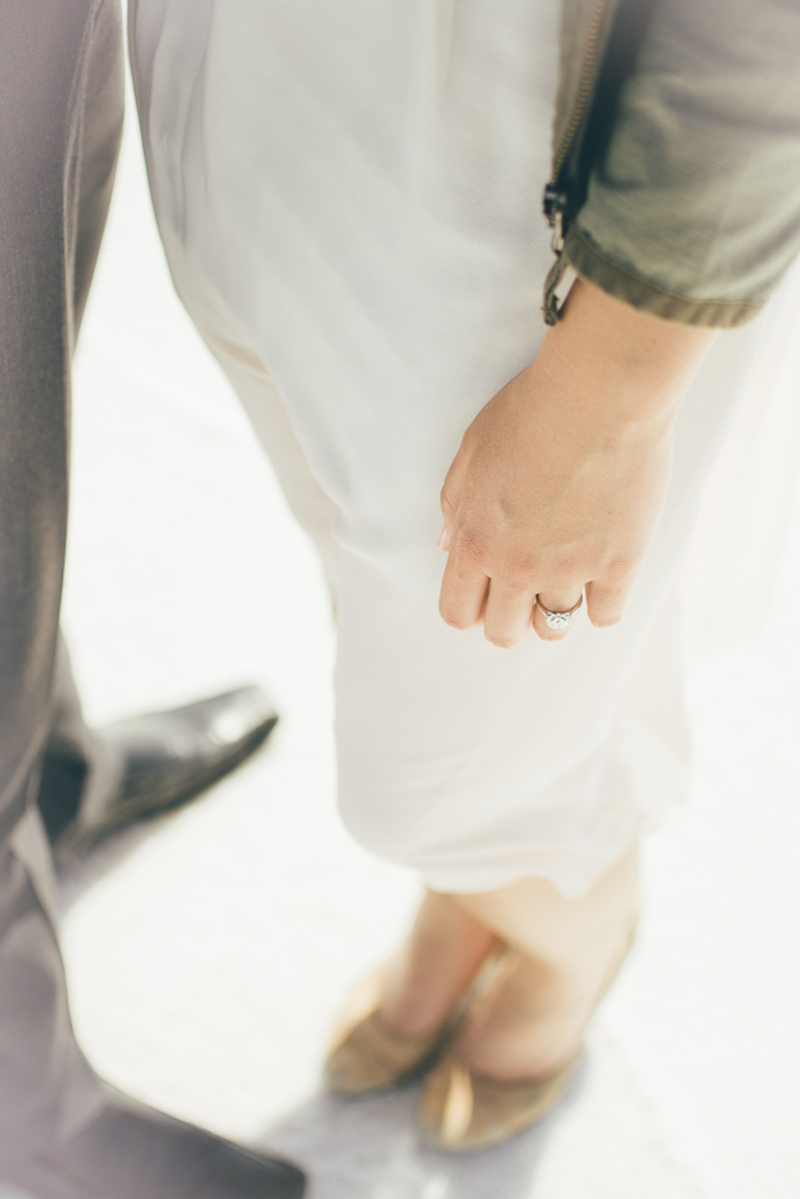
438, 279, 715, 645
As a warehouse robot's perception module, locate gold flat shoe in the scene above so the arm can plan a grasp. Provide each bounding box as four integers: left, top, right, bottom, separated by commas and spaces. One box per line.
419, 1050, 578, 1150
418, 918, 637, 1149
324, 947, 509, 1097
325, 1009, 451, 1096
324, 970, 455, 1096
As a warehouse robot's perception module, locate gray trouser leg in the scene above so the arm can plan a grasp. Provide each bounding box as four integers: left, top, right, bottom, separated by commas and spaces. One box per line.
0, 0, 123, 1156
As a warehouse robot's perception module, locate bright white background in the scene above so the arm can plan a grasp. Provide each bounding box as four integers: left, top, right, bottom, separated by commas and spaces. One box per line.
12, 36, 800, 1199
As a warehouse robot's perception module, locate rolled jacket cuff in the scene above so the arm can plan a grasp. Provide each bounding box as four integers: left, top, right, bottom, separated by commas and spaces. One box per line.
564, 225, 763, 329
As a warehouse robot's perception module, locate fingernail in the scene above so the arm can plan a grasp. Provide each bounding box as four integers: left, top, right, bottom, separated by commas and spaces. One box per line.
437, 524, 450, 551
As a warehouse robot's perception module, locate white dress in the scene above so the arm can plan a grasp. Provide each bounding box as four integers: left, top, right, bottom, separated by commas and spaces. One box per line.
129, 0, 790, 897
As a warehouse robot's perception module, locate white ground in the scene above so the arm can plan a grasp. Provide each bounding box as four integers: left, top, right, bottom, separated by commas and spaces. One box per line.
8, 53, 800, 1199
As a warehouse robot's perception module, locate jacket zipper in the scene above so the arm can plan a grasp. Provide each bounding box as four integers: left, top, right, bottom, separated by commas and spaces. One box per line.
542, 0, 610, 321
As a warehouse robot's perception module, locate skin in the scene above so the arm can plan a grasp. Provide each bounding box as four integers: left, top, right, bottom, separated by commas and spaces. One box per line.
373, 283, 717, 1080
380, 853, 639, 1081
438, 277, 716, 645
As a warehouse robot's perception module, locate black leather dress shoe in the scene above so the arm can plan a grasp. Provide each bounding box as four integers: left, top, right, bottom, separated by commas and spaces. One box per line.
0, 1083, 305, 1199
38, 687, 278, 856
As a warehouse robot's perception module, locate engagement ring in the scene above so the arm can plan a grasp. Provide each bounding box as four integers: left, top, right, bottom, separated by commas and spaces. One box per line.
536, 594, 584, 630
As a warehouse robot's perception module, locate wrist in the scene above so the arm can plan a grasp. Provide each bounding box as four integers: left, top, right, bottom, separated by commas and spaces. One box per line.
542, 278, 716, 433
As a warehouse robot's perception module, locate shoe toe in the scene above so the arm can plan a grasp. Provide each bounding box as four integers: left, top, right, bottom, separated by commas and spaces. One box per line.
59, 686, 279, 853
325, 1011, 442, 1095
419, 1053, 579, 1151
106, 685, 278, 773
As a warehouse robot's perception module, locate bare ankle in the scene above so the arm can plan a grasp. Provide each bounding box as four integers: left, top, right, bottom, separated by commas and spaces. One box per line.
378, 894, 497, 1038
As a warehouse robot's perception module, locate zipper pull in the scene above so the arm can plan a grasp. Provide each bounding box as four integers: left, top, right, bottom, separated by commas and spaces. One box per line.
542, 184, 569, 326
542, 252, 568, 326
551, 209, 564, 255
542, 185, 568, 226
542, 184, 568, 253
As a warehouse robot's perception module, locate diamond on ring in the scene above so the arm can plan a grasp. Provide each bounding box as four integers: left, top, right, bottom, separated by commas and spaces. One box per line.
536, 593, 584, 631
544, 611, 573, 630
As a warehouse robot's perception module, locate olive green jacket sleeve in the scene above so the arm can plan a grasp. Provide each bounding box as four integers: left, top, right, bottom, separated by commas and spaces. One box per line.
553, 0, 800, 327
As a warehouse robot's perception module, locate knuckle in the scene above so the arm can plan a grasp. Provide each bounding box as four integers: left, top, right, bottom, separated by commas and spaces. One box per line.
550, 557, 579, 585
456, 529, 490, 570
440, 485, 457, 519
491, 546, 542, 589
499, 561, 537, 592
611, 553, 632, 574
605, 554, 637, 583
539, 548, 580, 583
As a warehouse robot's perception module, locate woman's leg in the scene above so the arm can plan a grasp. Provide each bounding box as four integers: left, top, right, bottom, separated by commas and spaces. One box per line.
377, 846, 638, 1078
455, 846, 639, 1078
378, 891, 498, 1038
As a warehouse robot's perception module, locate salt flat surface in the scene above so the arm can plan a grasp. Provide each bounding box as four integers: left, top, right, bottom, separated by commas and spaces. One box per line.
6, 58, 799, 1199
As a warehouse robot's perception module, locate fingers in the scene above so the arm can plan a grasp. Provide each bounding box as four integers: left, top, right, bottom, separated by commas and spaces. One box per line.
585, 575, 635, 628
439, 549, 489, 631
438, 430, 637, 643
437, 519, 585, 646
439, 552, 635, 645
532, 589, 584, 642
482, 581, 537, 649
